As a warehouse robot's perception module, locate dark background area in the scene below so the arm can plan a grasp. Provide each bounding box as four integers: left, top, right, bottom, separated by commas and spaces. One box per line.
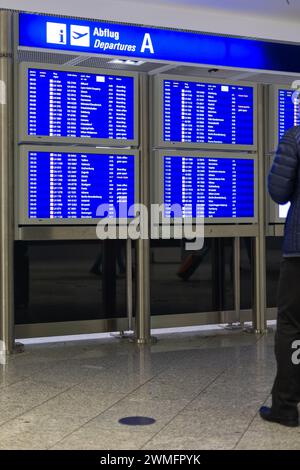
14, 236, 282, 325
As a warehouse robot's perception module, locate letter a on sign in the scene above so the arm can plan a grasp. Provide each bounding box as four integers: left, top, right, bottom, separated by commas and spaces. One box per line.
141, 33, 154, 54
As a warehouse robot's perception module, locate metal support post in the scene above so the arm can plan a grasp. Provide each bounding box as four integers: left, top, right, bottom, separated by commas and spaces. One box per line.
102, 240, 116, 317
232, 236, 242, 328
135, 74, 154, 344
211, 238, 224, 312
126, 238, 133, 332
253, 84, 267, 334
111, 239, 133, 339
0, 10, 14, 355
223, 237, 242, 330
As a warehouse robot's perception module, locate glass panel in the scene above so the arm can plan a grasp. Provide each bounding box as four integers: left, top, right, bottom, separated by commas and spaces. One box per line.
240, 237, 253, 310
14, 240, 127, 324
266, 236, 282, 308
150, 238, 234, 315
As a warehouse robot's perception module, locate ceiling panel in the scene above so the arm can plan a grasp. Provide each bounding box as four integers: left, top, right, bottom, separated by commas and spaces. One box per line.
120, 0, 300, 21
17, 48, 299, 85
17, 49, 77, 65
77, 56, 166, 72
17, 49, 164, 72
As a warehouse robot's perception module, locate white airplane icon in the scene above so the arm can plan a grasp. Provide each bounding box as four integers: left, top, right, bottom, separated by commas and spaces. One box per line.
72, 31, 89, 40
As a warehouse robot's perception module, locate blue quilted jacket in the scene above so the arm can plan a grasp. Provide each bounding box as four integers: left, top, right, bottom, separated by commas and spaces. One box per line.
268, 126, 300, 256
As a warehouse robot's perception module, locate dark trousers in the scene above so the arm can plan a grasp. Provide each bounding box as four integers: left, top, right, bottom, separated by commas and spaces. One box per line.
272, 258, 300, 417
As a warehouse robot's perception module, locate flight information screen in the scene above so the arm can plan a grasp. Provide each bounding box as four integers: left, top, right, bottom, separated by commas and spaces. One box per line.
27, 68, 135, 140
27, 151, 135, 220
163, 79, 254, 145
278, 89, 300, 140
163, 156, 255, 219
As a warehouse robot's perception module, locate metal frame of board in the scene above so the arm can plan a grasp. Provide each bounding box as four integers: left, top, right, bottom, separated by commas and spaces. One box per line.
18, 62, 140, 148
153, 149, 258, 225
17, 145, 140, 226
4, 8, 298, 351
152, 73, 258, 152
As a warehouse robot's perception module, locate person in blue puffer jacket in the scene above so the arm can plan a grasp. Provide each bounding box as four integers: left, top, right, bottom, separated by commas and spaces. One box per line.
260, 126, 300, 427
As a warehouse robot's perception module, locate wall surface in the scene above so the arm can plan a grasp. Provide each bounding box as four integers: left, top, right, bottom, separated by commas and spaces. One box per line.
0, 0, 300, 44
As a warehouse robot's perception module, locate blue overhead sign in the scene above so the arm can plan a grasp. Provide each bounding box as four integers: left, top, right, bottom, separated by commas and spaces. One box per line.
19, 12, 300, 73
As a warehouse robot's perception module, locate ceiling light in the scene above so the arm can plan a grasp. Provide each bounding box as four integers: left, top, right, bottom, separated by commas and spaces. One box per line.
108, 59, 144, 66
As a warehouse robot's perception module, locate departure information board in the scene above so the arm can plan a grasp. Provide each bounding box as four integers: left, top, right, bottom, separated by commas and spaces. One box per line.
26, 67, 135, 141
278, 89, 300, 140
163, 155, 255, 219
162, 79, 254, 146
27, 151, 136, 220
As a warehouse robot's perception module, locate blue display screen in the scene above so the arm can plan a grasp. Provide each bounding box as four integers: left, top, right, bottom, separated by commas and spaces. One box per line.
163, 156, 255, 219
163, 80, 254, 145
28, 151, 135, 219
278, 89, 300, 140
27, 68, 135, 140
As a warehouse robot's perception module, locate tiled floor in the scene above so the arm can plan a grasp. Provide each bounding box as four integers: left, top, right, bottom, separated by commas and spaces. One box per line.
0, 327, 300, 450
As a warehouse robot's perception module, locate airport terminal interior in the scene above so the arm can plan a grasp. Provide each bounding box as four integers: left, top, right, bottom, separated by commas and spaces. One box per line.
1, 0, 300, 451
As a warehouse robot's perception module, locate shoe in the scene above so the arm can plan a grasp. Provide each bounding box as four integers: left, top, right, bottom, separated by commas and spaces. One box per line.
177, 271, 190, 282
89, 267, 102, 276
259, 406, 299, 427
